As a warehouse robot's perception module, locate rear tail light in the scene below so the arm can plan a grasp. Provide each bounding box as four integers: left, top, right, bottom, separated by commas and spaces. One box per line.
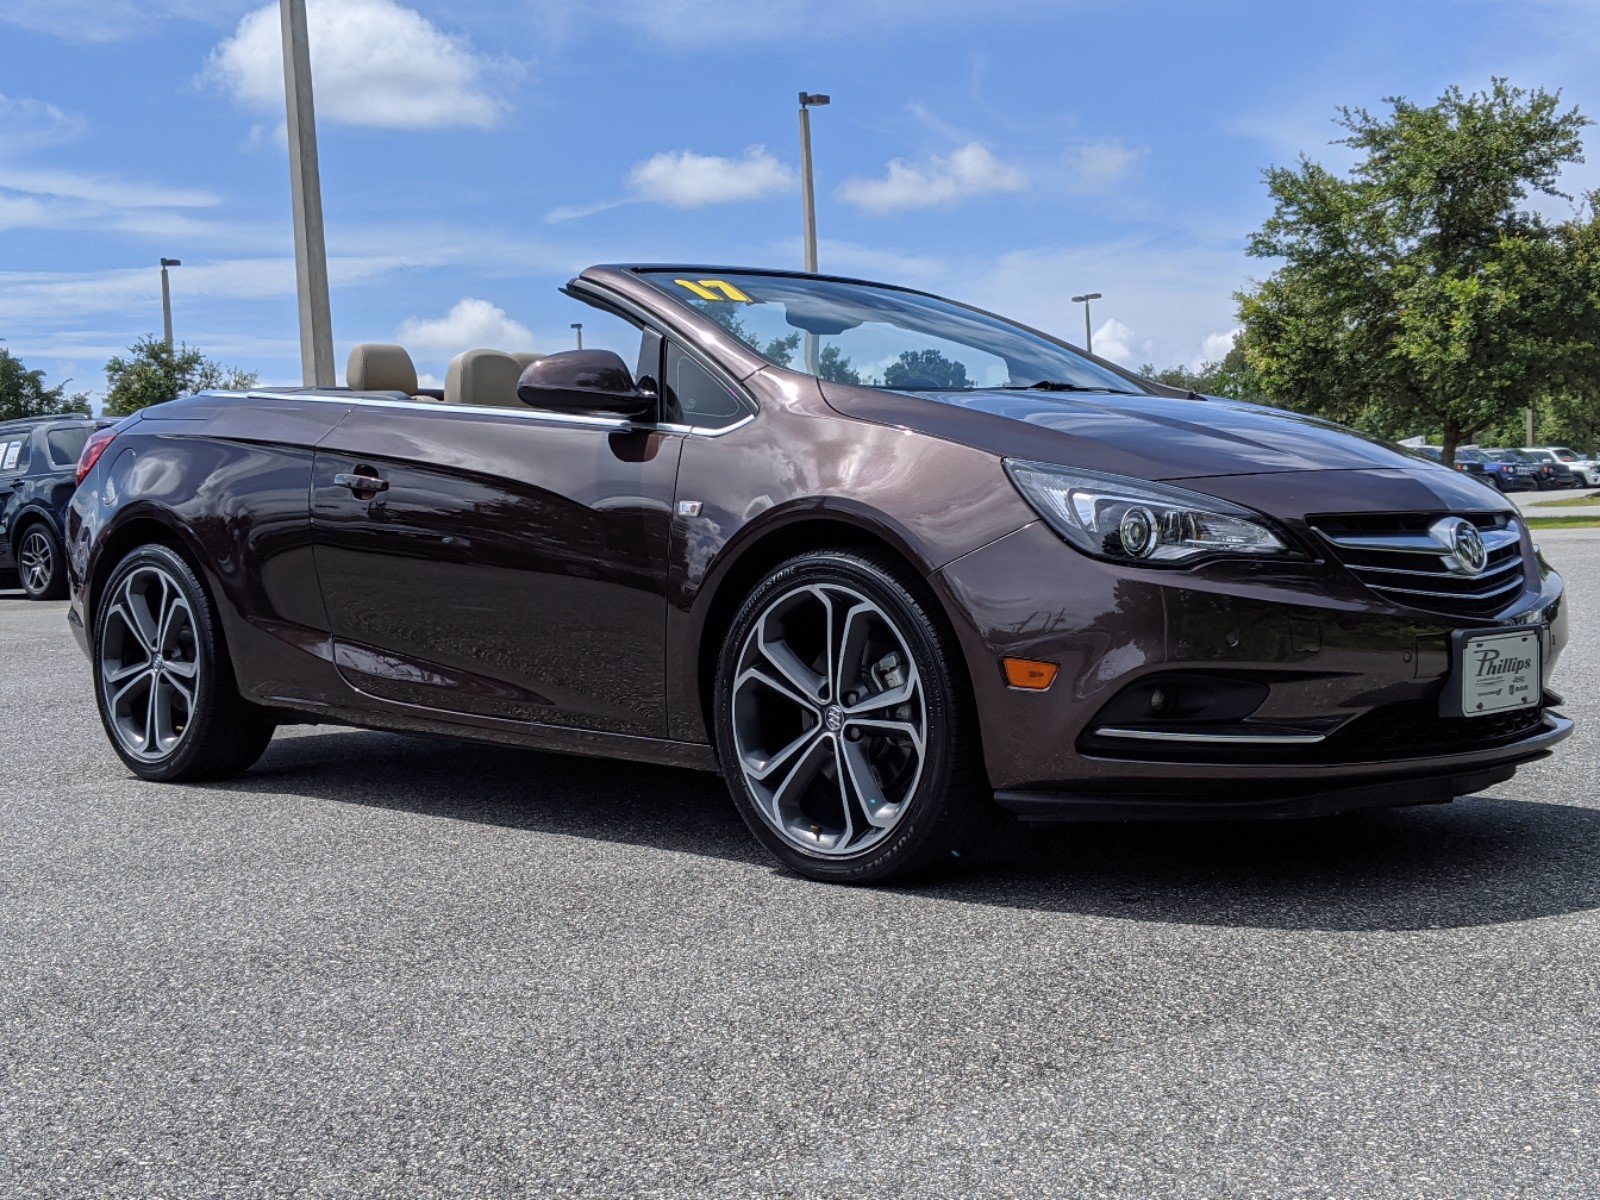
75, 427, 119, 485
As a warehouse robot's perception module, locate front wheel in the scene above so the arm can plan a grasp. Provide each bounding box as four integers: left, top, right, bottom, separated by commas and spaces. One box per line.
93, 544, 275, 782
714, 549, 993, 884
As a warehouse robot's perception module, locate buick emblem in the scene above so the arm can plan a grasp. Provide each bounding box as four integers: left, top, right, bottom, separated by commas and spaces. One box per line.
824, 704, 845, 733
1449, 519, 1487, 575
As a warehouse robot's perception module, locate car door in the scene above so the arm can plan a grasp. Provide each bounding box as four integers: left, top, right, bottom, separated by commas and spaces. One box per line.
310, 398, 683, 738
0, 432, 31, 562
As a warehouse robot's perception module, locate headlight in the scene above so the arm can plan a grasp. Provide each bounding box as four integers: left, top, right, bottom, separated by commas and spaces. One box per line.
1003, 460, 1303, 566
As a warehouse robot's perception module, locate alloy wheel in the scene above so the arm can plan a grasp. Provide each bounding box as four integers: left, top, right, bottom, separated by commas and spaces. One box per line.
98, 564, 200, 762
730, 582, 928, 857
19, 529, 53, 594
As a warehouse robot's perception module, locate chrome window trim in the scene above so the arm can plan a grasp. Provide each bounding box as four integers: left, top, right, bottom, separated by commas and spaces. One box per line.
231, 390, 755, 439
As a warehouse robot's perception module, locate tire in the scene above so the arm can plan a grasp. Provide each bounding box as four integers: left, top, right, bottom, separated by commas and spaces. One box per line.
713, 548, 993, 884
92, 543, 275, 782
17, 522, 67, 600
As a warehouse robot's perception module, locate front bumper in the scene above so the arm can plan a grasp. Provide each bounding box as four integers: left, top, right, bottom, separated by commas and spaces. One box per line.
934, 498, 1569, 802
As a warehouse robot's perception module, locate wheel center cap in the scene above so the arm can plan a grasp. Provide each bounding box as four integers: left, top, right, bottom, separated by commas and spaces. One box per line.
152, 655, 164, 671
823, 704, 845, 733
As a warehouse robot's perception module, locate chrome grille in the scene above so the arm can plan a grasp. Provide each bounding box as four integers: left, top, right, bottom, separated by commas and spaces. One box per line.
1308, 511, 1529, 617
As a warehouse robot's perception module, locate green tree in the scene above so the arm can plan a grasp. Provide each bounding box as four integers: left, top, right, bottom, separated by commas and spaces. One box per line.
883, 348, 969, 390
758, 332, 802, 367
0, 349, 91, 420
687, 300, 804, 367
1236, 79, 1600, 463
1138, 345, 1266, 401
102, 336, 258, 417
816, 344, 861, 385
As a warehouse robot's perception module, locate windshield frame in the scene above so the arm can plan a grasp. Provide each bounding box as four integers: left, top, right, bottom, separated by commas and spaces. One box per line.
627, 266, 1156, 398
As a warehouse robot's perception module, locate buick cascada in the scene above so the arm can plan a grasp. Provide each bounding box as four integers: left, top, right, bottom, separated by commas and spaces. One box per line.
66, 266, 1571, 882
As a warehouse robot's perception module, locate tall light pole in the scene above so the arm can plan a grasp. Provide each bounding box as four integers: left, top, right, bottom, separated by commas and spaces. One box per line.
570, 323, 584, 350
798, 92, 829, 273
798, 91, 829, 377
279, 0, 335, 387
159, 258, 181, 349
1071, 292, 1102, 355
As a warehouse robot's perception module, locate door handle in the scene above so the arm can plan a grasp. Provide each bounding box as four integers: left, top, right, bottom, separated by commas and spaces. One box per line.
334, 472, 388, 494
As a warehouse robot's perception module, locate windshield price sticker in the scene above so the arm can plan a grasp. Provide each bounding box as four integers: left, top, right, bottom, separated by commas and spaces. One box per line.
674, 278, 753, 303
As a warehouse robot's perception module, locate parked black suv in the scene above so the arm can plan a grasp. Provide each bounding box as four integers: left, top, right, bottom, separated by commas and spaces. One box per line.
1, 415, 111, 600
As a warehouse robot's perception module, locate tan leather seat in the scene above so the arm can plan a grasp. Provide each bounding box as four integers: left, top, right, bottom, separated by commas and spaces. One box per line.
445, 349, 525, 408
346, 343, 422, 396
508, 352, 545, 370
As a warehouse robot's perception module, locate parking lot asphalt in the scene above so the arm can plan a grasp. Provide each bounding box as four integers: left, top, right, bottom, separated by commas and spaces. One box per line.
3, 537, 1599, 1199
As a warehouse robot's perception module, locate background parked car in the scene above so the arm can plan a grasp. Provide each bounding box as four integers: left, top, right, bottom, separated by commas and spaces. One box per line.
1519, 447, 1583, 488
1413, 444, 1524, 490
0, 414, 112, 599
1534, 446, 1600, 486
1483, 448, 1556, 490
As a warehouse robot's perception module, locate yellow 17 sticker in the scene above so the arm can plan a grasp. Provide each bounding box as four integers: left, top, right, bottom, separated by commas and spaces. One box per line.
674, 278, 753, 303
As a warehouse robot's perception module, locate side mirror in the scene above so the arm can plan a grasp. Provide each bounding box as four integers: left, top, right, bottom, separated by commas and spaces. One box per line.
516, 350, 655, 418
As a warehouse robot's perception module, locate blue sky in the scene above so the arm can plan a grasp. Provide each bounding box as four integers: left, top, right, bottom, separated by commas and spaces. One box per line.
2, 0, 1597, 402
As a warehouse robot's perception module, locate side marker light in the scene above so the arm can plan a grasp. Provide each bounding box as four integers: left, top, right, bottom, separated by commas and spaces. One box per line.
1002, 658, 1059, 691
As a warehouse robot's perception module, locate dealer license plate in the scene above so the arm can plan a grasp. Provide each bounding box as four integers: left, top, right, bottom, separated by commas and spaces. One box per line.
1446, 628, 1541, 718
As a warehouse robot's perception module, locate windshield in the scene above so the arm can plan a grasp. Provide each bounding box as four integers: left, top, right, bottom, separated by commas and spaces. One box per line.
637, 271, 1143, 394
1454, 448, 1488, 463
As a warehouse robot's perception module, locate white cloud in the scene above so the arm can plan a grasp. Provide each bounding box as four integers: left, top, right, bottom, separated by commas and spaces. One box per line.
1063, 140, 1146, 191
0, 166, 217, 210
0, 93, 229, 237
0, 93, 85, 150
547, 145, 793, 222
1089, 318, 1152, 368
837, 143, 1027, 215
1197, 328, 1240, 367
203, 0, 507, 131
394, 297, 535, 356
628, 146, 794, 208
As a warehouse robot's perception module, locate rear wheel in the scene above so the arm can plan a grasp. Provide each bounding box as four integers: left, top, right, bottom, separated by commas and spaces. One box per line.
714, 549, 992, 884
93, 544, 275, 781
17, 524, 66, 600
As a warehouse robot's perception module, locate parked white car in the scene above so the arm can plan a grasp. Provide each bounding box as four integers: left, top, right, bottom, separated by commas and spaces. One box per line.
1531, 446, 1600, 486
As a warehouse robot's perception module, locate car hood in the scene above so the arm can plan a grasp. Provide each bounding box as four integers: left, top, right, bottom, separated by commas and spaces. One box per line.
819, 383, 1433, 481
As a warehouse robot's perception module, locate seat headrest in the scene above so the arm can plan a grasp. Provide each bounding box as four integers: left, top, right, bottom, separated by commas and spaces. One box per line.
445, 349, 525, 408
347, 343, 418, 394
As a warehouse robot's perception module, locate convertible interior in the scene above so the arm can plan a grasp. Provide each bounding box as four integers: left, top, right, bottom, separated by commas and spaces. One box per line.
344, 343, 546, 408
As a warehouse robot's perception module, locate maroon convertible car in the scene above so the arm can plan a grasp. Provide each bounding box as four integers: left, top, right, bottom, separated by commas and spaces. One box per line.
66, 266, 1571, 882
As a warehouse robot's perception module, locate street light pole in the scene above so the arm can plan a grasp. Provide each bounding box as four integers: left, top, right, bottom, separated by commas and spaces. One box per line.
1071, 292, 1102, 355
159, 258, 181, 349
571, 323, 584, 350
279, 0, 336, 388
798, 91, 830, 377
798, 92, 829, 273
